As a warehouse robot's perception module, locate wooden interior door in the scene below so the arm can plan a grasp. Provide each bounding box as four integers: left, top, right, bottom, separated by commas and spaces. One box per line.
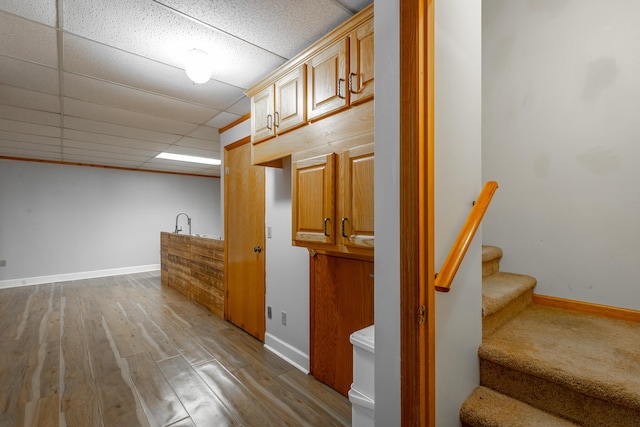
224, 140, 266, 341
310, 254, 374, 396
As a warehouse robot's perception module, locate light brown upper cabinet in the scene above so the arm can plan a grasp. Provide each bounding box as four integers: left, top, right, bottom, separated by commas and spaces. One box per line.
307, 39, 348, 121
292, 141, 374, 257
251, 65, 306, 144
348, 17, 374, 104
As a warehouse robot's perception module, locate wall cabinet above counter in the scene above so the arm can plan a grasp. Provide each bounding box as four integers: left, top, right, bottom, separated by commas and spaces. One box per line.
245, 4, 374, 166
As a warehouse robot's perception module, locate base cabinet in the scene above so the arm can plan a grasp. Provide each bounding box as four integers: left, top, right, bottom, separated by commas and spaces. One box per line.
310, 254, 374, 396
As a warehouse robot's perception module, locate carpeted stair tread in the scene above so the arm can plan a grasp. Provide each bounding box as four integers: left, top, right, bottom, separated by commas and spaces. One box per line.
480, 304, 640, 411
482, 272, 536, 317
460, 386, 580, 426
482, 245, 503, 278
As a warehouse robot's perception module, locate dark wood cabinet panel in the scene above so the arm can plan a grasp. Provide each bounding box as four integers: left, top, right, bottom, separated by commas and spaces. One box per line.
310, 254, 374, 396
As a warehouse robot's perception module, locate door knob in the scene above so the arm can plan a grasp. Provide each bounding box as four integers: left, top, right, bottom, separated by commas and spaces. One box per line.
253, 246, 262, 253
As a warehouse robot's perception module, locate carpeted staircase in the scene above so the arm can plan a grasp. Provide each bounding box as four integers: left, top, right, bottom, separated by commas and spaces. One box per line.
460, 246, 640, 426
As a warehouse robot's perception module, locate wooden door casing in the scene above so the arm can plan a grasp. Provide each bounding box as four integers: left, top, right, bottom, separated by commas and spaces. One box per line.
224, 140, 266, 341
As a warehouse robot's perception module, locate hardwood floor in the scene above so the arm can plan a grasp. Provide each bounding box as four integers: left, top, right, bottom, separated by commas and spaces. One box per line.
0, 272, 351, 426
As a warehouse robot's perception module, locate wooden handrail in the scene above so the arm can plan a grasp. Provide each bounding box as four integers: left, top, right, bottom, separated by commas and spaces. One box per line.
435, 181, 499, 292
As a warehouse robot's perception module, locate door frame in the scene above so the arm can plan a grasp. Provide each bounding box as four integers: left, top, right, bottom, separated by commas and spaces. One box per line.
399, 0, 435, 425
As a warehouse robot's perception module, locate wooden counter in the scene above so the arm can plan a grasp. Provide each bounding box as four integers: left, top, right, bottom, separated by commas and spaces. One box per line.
160, 232, 224, 318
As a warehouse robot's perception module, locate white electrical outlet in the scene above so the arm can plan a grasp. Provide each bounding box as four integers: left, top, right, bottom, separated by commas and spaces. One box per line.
281, 311, 287, 326
267, 226, 272, 239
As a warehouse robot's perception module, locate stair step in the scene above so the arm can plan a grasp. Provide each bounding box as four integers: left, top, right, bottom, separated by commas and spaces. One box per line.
479, 305, 640, 426
460, 386, 579, 426
482, 245, 503, 277
482, 272, 536, 338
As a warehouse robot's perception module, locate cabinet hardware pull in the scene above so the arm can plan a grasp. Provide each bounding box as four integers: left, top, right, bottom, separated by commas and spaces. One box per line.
349, 73, 358, 94
323, 217, 331, 236
266, 114, 273, 130
274, 111, 280, 128
337, 78, 346, 99
253, 246, 262, 253
341, 217, 349, 238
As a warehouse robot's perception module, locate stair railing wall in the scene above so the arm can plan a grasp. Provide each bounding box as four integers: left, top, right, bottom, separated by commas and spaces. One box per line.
435, 181, 498, 292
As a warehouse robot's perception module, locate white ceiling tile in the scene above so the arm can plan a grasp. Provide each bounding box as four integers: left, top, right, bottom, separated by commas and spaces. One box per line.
63, 138, 159, 158
226, 96, 251, 116
141, 158, 217, 174
64, 116, 181, 144
154, 0, 354, 59
0, 1, 57, 26
0, 130, 60, 146
0, 138, 62, 153
63, 73, 219, 123
162, 146, 220, 159
0, 146, 62, 161
0, 56, 59, 95
63, 129, 170, 152
0, 12, 58, 67
63, 34, 246, 109
62, 146, 151, 163
0, 105, 60, 127
0, 86, 60, 113
205, 111, 241, 129
63, 98, 197, 135
173, 136, 220, 152
337, 0, 374, 14
62, 153, 144, 168
63, 0, 287, 88
186, 126, 220, 142
0, 118, 60, 138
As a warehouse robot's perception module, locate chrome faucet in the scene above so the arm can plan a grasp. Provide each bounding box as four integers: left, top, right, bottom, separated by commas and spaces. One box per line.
175, 213, 191, 234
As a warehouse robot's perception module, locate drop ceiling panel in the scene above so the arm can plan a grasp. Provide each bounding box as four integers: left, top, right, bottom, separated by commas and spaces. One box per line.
155, 0, 354, 59
63, 139, 160, 158
142, 158, 218, 174
205, 111, 241, 129
0, 0, 57, 26
0, 130, 61, 146
162, 145, 219, 159
63, 98, 197, 135
0, 146, 62, 161
63, 73, 219, 123
62, 147, 151, 163
0, 13, 58, 67
0, 56, 59, 95
225, 97, 251, 116
0, 105, 61, 127
185, 126, 219, 142
0, 86, 60, 113
63, 0, 286, 88
0, 139, 62, 154
173, 136, 220, 152
64, 116, 181, 145
62, 153, 144, 168
63, 129, 170, 152
0, 118, 60, 138
64, 34, 246, 109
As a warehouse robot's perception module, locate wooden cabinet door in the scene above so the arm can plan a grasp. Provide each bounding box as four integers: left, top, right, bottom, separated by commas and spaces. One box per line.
275, 65, 306, 134
307, 39, 348, 121
311, 254, 374, 396
292, 153, 336, 245
349, 17, 374, 104
340, 143, 374, 250
251, 85, 275, 143
224, 141, 266, 341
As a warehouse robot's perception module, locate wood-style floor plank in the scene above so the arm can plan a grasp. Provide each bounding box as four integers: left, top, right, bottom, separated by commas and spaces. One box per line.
0, 272, 351, 426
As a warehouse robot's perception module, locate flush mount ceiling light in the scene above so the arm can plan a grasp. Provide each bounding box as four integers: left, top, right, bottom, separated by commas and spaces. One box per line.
156, 152, 221, 165
185, 48, 212, 84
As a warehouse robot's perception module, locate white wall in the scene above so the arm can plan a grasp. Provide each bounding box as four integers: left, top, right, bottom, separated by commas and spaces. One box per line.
220, 122, 311, 371
374, 0, 482, 424
434, 0, 482, 424
483, 0, 640, 310
0, 159, 221, 286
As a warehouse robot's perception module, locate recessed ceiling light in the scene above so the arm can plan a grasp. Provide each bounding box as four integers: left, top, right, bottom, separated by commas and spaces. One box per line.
156, 152, 221, 165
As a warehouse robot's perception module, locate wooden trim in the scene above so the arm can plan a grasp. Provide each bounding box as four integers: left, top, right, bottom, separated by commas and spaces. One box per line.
0, 156, 220, 178
218, 113, 251, 134
533, 295, 640, 324
434, 181, 499, 292
223, 136, 251, 152
400, 0, 435, 425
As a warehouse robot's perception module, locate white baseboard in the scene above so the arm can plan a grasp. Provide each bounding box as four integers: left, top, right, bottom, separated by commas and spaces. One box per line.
264, 332, 310, 374
0, 264, 160, 289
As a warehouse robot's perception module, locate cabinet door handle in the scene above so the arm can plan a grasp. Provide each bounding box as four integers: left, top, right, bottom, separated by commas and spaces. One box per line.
274, 111, 280, 128
253, 246, 262, 253
323, 217, 331, 236
266, 114, 273, 130
349, 73, 358, 94
337, 78, 346, 99
341, 217, 349, 238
